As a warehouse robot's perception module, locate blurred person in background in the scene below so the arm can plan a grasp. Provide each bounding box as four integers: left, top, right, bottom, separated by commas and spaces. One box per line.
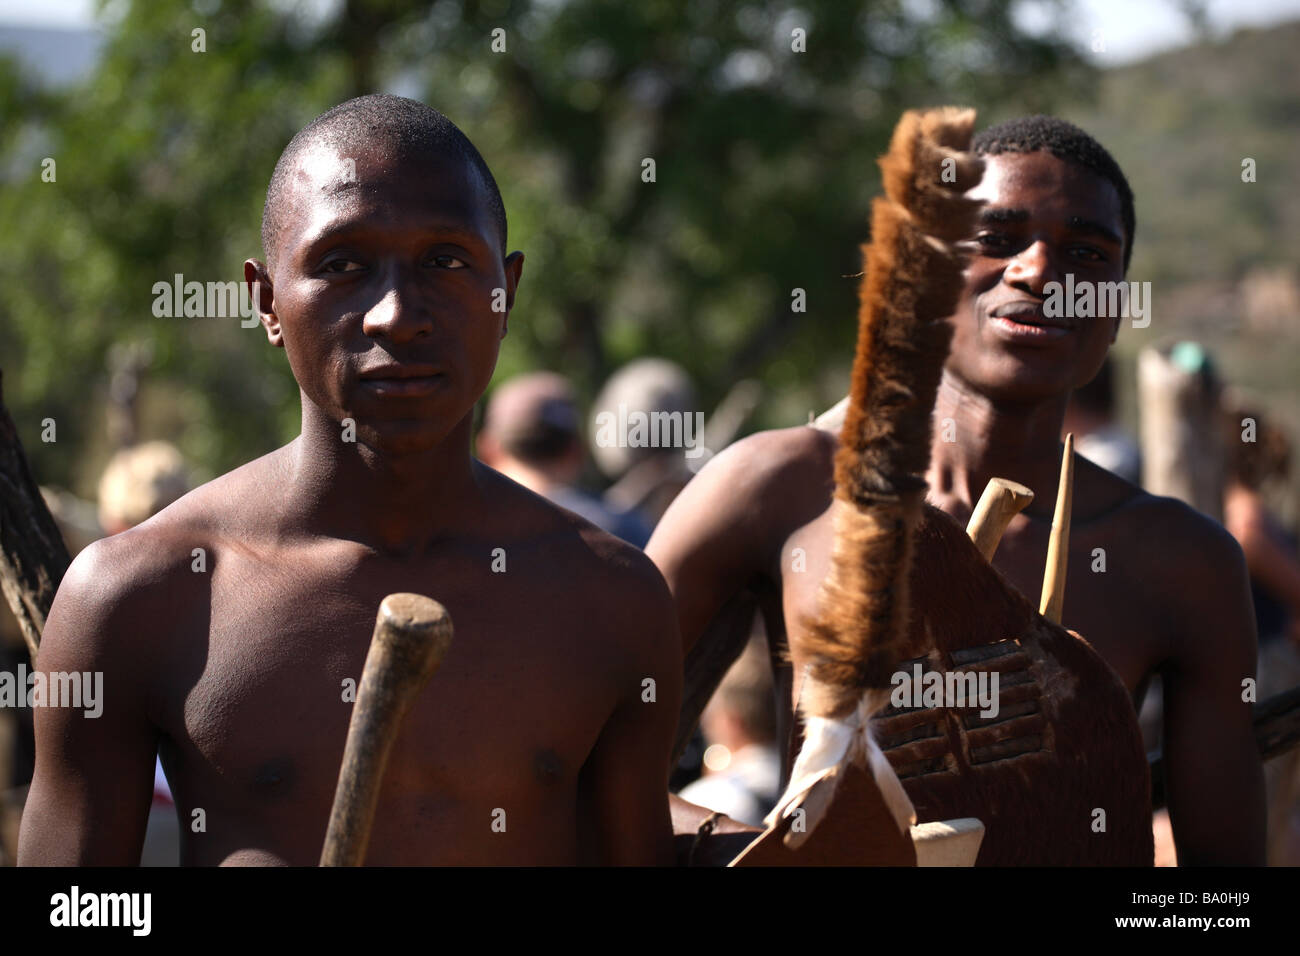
590, 358, 700, 528
98, 441, 191, 536
1222, 401, 1300, 865
676, 636, 780, 828
1063, 355, 1141, 484
478, 372, 650, 547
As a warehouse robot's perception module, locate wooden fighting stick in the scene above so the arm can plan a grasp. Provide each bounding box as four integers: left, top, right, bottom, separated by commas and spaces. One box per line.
1039, 434, 1075, 625
965, 477, 1034, 561
320, 593, 453, 867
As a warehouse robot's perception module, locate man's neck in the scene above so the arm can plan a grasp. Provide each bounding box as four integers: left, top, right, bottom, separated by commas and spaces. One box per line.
282, 397, 483, 556
926, 370, 1069, 521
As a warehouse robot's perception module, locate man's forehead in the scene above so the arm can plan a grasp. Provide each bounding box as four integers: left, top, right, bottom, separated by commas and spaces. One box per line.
288, 140, 479, 203
970, 150, 1122, 223
292, 144, 364, 194
280, 143, 491, 248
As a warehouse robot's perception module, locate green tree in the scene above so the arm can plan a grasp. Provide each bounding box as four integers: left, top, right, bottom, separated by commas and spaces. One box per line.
0, 0, 1086, 496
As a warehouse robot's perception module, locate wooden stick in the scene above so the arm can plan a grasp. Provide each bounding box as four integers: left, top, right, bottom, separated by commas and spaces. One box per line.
965, 478, 1034, 561
320, 593, 453, 866
1039, 435, 1075, 624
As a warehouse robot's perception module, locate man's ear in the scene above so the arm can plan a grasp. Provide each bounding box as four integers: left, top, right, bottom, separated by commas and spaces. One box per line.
244, 259, 282, 347
499, 251, 525, 339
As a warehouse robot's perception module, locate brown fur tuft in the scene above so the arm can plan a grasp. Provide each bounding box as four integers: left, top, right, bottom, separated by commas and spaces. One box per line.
799, 108, 983, 720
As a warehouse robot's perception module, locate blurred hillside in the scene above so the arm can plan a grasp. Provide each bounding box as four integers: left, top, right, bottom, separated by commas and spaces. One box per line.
1060, 21, 1300, 467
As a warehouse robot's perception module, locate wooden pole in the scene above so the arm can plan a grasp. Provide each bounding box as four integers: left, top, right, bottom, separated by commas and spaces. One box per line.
1039, 435, 1075, 624
1137, 343, 1225, 522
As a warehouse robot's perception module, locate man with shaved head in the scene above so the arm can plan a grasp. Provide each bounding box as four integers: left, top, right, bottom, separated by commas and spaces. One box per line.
20, 95, 680, 865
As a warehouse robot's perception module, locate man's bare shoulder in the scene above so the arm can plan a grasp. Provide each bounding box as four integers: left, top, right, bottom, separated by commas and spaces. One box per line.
46, 449, 291, 648
695, 424, 837, 515
1080, 457, 1241, 561
719, 423, 836, 483
44, 517, 197, 672
1127, 491, 1247, 606
647, 424, 837, 589
1079, 460, 1251, 651
474, 464, 676, 646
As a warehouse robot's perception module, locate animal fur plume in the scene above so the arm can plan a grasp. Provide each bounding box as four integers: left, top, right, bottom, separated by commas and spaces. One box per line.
764, 108, 983, 845
800, 107, 984, 721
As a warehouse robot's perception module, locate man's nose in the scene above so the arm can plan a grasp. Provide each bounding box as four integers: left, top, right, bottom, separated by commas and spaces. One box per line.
1003, 239, 1059, 295
362, 271, 433, 343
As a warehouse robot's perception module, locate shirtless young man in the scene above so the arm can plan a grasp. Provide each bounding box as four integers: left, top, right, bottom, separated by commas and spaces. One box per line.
648, 116, 1266, 865
19, 95, 680, 866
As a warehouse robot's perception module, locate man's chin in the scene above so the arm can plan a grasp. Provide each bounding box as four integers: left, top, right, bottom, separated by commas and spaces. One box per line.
960, 357, 1085, 405
353, 421, 457, 457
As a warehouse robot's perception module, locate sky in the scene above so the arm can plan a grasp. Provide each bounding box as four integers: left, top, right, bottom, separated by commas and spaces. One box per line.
3, 0, 1300, 66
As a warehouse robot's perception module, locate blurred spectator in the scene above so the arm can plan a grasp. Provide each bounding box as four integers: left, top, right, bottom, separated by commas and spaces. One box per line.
98, 440, 190, 536
478, 372, 650, 547
1221, 401, 1300, 865
591, 358, 699, 527
1063, 356, 1141, 484
677, 637, 780, 828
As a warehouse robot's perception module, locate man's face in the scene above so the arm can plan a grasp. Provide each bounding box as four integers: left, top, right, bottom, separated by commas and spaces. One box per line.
946, 150, 1127, 403
247, 142, 522, 455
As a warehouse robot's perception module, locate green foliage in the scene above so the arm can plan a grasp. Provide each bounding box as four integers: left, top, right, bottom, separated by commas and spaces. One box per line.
1062, 21, 1300, 286
0, 0, 1084, 495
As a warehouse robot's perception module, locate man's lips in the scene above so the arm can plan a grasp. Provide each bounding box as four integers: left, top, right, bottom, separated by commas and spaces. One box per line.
987, 305, 1073, 343
357, 363, 446, 396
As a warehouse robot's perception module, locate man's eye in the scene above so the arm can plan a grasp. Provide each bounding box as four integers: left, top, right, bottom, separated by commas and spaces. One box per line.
429, 254, 467, 270
1071, 246, 1105, 263
976, 233, 1010, 252
322, 259, 364, 273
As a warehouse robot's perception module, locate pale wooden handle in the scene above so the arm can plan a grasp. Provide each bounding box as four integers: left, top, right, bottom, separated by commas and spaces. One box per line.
320, 593, 453, 866
1039, 435, 1075, 624
965, 478, 1034, 561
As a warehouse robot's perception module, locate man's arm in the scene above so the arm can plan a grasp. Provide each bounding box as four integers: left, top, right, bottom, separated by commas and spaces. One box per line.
1157, 506, 1267, 865
1225, 493, 1300, 646
579, 554, 683, 865
647, 427, 828, 654
17, 538, 159, 865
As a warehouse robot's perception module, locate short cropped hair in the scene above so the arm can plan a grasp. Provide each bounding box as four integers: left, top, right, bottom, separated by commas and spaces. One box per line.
260, 94, 507, 268
973, 115, 1135, 273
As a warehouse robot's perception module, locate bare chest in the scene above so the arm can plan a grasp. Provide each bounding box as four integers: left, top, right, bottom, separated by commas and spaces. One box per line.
153, 547, 617, 862
778, 505, 1164, 698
